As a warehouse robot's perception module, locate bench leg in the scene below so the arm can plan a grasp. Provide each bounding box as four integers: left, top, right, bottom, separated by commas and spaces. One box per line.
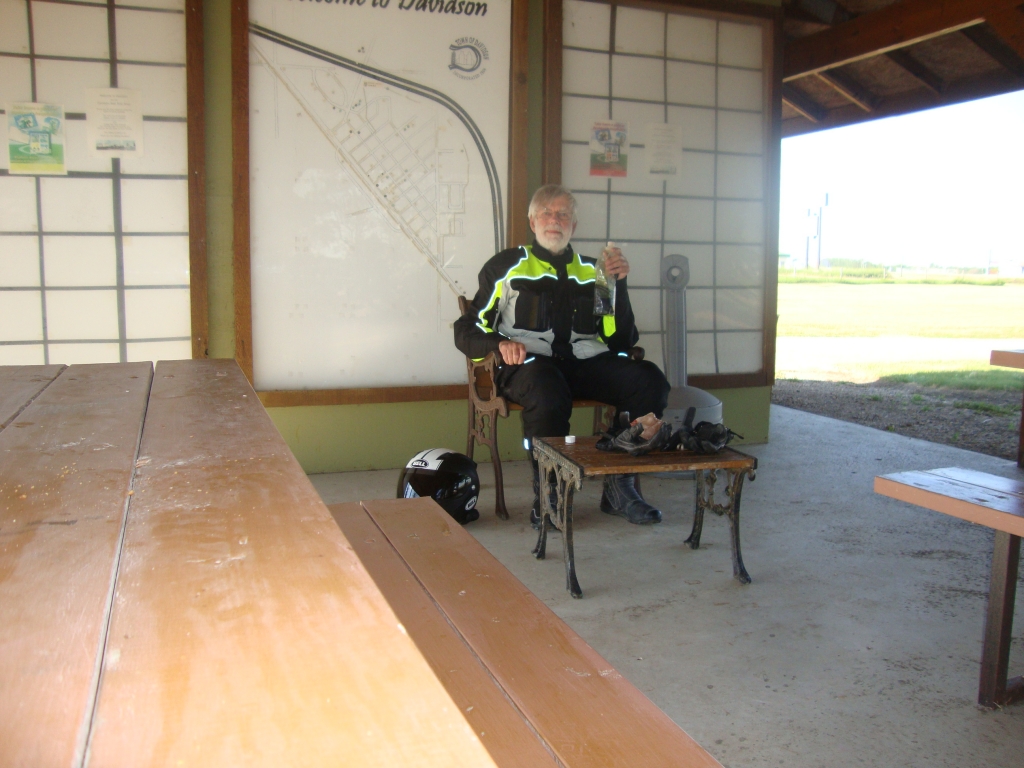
471, 409, 509, 520
979, 531, 1022, 708
685, 470, 709, 549
725, 470, 752, 585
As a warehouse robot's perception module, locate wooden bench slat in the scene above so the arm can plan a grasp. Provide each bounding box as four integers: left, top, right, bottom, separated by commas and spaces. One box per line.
362, 497, 723, 768
875, 470, 1024, 537
927, 467, 1024, 498
0, 362, 152, 767
0, 364, 66, 430
330, 501, 560, 768
87, 359, 497, 767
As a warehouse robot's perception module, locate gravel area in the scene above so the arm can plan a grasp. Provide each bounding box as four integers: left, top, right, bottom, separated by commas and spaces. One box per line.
772, 379, 1023, 461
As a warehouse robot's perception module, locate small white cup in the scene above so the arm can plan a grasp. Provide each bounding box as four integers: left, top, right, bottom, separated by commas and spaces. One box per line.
565, 435, 576, 444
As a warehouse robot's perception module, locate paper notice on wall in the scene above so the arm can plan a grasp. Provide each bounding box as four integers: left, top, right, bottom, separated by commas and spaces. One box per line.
86, 89, 144, 158
589, 120, 628, 177
645, 123, 683, 176
7, 103, 66, 175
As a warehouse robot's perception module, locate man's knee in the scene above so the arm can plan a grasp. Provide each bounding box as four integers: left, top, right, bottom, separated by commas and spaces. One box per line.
501, 361, 573, 436
622, 360, 670, 416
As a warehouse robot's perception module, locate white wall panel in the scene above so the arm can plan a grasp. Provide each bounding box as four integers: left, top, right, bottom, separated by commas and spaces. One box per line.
609, 193, 661, 241
716, 153, 763, 199
718, 67, 763, 111
666, 61, 715, 107
717, 244, 763, 286
123, 234, 189, 284
717, 110, 763, 154
120, 120, 188, 174
0, 0, 29, 53
563, 49, 609, 96
48, 343, 120, 364
663, 198, 713, 242
125, 287, 190, 337
673, 243, 713, 286
0, 176, 38, 231
35, 59, 110, 113
120, 179, 188, 231
0, 291, 42, 340
116, 8, 185, 64
32, 2, 109, 58
685, 286, 714, 331
666, 14, 716, 63
716, 331, 763, 373
127, 339, 191, 362
716, 200, 763, 244
40, 178, 114, 232
562, 95, 610, 143
64, 118, 113, 173
0, 57, 32, 125
685, 332, 716, 374
719, 21, 762, 69
667, 105, 715, 151
572, 190, 609, 240
44, 236, 117, 286
664, 151, 714, 197
619, 241, 661, 287
615, 7, 664, 56
716, 287, 763, 330
118, 64, 187, 117
563, 0, 610, 50
0, 236, 39, 285
612, 54, 663, 102
0, 345, 45, 365
46, 289, 119, 339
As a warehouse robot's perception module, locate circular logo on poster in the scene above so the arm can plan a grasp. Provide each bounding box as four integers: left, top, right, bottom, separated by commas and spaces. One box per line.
449, 37, 489, 80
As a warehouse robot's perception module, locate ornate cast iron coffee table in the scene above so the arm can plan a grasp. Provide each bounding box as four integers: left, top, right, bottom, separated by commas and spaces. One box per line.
532, 436, 758, 598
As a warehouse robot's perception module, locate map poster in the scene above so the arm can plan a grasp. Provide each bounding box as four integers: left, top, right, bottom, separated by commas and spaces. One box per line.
644, 122, 682, 177
86, 89, 144, 158
589, 120, 628, 177
7, 103, 66, 175
248, 0, 512, 391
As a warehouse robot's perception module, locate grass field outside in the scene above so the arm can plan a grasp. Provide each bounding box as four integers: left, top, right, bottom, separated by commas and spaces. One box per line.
777, 283, 1024, 338
775, 283, 1024, 387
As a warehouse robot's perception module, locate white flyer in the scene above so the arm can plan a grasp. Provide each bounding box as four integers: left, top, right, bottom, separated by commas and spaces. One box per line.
86, 88, 144, 158
644, 122, 683, 176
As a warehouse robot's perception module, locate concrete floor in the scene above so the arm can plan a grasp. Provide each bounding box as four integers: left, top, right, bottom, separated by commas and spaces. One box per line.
310, 405, 1024, 768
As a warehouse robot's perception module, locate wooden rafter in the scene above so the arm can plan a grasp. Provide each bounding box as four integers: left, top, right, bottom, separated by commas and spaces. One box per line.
884, 48, 945, 93
816, 69, 877, 111
986, 5, 1024, 60
784, 0, 1024, 80
962, 22, 1024, 77
782, 83, 826, 122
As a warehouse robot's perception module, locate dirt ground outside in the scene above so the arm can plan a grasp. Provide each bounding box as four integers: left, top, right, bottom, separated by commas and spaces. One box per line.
772, 379, 1022, 462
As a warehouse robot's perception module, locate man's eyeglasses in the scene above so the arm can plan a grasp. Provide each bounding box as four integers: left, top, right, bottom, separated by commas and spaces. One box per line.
533, 208, 573, 224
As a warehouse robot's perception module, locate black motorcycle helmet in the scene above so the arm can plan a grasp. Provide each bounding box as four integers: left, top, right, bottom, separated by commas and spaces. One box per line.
397, 449, 480, 525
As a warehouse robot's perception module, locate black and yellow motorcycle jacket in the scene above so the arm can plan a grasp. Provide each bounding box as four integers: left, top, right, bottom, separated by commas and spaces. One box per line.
453, 241, 639, 362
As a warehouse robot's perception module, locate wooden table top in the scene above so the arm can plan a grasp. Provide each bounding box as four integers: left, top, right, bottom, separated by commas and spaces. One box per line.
875, 467, 1024, 537
535, 436, 757, 476
990, 349, 1024, 370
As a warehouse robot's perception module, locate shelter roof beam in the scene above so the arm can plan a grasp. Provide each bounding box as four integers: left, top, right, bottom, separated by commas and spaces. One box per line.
784, 0, 1024, 80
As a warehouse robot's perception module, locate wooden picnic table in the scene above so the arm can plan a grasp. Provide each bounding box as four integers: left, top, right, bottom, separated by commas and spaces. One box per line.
989, 348, 1024, 468
0, 361, 500, 766
533, 436, 758, 598
1, 360, 725, 766
875, 467, 1024, 707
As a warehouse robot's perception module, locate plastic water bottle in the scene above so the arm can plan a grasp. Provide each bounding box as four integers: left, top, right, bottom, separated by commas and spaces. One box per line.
594, 242, 617, 316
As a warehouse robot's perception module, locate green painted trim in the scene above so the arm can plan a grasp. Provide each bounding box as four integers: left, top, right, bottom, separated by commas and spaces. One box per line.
269, 386, 770, 473
205, 0, 235, 359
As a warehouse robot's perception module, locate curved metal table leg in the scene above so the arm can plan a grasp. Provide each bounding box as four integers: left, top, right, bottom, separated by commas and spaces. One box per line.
532, 441, 584, 598
685, 467, 756, 584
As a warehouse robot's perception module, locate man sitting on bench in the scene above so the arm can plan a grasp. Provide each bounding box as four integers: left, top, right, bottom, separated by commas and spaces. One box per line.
454, 184, 671, 526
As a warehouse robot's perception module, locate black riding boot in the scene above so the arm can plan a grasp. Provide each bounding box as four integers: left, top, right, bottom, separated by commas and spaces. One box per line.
600, 474, 662, 524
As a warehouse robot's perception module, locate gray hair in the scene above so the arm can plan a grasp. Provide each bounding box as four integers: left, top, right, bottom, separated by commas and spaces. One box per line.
528, 184, 577, 222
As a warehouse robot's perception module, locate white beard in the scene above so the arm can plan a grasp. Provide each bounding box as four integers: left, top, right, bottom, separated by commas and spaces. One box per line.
535, 229, 571, 254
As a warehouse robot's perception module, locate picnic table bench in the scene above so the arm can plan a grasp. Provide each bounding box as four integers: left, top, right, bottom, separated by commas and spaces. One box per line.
331, 497, 723, 767
1, 359, 723, 766
875, 467, 1024, 708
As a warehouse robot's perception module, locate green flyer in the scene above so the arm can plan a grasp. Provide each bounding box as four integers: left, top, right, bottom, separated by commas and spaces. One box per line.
7, 103, 66, 175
